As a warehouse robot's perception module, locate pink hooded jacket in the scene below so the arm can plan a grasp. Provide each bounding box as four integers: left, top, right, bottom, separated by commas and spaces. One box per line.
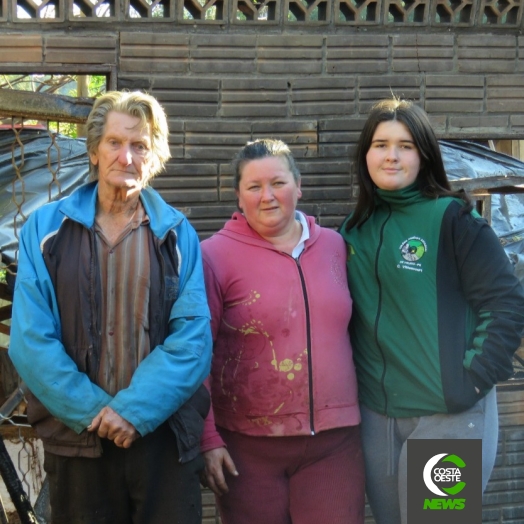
200, 212, 360, 451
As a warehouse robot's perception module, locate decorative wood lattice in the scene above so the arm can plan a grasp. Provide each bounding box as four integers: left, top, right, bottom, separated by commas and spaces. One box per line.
7, 0, 524, 27
234, 0, 279, 21
480, 0, 522, 25
337, 0, 380, 23
433, 0, 474, 25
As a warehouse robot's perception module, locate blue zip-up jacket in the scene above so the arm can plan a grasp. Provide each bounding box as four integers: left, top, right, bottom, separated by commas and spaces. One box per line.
9, 182, 212, 458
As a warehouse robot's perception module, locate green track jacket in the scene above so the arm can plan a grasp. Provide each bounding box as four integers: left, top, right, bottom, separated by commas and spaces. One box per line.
340, 184, 524, 417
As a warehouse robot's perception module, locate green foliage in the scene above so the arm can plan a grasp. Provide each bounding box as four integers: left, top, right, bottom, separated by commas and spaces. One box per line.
0, 73, 106, 97
86, 75, 107, 97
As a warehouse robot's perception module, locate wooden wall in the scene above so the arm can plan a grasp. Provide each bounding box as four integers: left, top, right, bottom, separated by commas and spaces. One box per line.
1, 1, 524, 521
1, 1, 524, 236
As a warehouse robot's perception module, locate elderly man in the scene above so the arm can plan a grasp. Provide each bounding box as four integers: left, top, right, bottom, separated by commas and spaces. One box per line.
9, 91, 212, 524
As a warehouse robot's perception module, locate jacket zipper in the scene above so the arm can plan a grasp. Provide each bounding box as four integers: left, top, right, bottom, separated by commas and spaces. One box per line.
295, 256, 315, 435
89, 228, 101, 381
375, 204, 392, 414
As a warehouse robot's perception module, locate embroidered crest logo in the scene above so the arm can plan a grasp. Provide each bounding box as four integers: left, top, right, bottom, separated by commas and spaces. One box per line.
400, 237, 427, 262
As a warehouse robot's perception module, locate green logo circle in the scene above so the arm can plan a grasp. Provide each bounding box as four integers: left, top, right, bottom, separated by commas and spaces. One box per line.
423, 453, 466, 496
400, 238, 426, 261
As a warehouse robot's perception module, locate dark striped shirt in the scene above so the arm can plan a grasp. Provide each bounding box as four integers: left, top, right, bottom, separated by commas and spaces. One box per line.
94, 202, 151, 396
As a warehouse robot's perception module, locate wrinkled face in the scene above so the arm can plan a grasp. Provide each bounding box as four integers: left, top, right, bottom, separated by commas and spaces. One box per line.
90, 111, 153, 193
366, 120, 421, 191
236, 156, 302, 238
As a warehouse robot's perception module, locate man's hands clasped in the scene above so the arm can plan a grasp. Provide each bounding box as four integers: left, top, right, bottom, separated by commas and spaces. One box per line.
88, 406, 139, 448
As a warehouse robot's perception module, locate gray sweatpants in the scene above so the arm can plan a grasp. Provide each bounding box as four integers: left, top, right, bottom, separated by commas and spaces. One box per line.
360, 388, 498, 524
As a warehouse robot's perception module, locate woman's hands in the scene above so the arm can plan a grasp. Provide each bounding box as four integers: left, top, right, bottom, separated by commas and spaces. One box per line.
202, 447, 239, 496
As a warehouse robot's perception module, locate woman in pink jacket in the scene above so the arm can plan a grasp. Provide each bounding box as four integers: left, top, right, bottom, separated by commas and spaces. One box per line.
200, 139, 364, 524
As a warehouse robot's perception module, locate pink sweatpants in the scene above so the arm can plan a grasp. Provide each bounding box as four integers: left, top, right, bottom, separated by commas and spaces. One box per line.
216, 425, 365, 524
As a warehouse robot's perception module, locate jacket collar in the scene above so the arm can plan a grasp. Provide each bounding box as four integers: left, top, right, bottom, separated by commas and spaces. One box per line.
59, 181, 185, 239
375, 182, 426, 207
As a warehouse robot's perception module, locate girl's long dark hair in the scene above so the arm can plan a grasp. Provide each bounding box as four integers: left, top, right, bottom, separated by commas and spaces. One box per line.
345, 99, 472, 231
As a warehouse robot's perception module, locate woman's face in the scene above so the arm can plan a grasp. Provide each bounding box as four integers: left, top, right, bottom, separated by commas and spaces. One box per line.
236, 156, 302, 238
366, 120, 421, 191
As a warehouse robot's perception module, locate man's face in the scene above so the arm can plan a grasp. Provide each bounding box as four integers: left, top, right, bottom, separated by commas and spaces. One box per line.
90, 111, 153, 193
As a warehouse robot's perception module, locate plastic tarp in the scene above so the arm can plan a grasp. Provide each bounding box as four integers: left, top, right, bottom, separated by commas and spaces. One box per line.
440, 140, 524, 286
0, 128, 89, 266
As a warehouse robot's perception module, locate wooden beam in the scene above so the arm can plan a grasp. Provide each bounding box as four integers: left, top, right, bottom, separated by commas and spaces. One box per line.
449, 176, 524, 194
0, 90, 93, 124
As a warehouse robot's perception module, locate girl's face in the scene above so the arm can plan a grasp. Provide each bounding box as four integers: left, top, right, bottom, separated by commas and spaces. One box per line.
366, 120, 421, 191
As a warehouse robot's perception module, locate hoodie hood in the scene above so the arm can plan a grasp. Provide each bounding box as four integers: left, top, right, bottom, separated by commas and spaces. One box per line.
215, 211, 321, 251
